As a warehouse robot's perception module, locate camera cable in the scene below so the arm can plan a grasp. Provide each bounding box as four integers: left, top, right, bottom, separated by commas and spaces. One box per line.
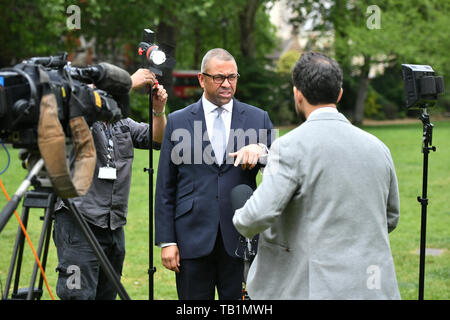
0, 140, 10, 175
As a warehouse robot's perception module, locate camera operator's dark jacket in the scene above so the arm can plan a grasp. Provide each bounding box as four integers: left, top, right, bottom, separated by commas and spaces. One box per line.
55, 118, 159, 229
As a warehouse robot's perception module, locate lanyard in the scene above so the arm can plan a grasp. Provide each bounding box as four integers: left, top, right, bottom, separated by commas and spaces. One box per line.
103, 122, 114, 167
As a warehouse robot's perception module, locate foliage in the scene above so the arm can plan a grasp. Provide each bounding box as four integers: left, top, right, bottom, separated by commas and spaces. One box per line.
276, 50, 301, 75
286, 0, 450, 123
129, 90, 150, 121
2, 1, 449, 125
364, 89, 383, 119
235, 57, 296, 125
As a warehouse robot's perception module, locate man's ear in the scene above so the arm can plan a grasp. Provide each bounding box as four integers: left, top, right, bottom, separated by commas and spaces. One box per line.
337, 88, 343, 103
293, 86, 303, 104
198, 73, 205, 89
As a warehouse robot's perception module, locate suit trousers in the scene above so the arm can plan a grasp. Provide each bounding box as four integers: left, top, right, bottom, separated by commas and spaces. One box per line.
175, 229, 244, 300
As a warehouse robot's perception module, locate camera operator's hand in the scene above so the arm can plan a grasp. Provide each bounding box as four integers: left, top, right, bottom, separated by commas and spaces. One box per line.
130, 68, 156, 90
161, 245, 180, 273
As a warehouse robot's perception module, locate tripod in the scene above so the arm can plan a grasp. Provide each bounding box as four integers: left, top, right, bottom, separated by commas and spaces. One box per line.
417, 109, 436, 300
3, 187, 56, 300
0, 158, 131, 300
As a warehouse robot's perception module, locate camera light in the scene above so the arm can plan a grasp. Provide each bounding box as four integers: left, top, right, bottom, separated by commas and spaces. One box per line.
150, 50, 166, 66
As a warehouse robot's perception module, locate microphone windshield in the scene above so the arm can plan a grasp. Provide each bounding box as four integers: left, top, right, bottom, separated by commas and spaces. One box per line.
95, 63, 132, 95
231, 184, 254, 213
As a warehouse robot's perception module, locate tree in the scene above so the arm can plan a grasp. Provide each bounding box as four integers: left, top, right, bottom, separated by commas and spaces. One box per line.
287, 0, 450, 125
238, 0, 263, 59
0, 0, 280, 121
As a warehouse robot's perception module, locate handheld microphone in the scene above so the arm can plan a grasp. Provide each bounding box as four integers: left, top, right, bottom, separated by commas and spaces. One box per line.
231, 184, 254, 213
231, 184, 257, 262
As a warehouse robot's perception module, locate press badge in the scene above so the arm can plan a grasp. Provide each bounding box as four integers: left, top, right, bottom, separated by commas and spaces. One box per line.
98, 166, 117, 180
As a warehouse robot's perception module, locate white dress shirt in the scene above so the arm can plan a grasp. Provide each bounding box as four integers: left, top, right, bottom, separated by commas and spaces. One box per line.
202, 94, 233, 146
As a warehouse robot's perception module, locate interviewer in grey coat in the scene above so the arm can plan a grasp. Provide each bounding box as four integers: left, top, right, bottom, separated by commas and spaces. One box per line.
233, 52, 401, 300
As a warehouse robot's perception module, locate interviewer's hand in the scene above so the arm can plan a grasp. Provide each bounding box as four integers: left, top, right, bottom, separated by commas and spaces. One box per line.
161, 245, 180, 273
130, 68, 156, 90
229, 144, 265, 170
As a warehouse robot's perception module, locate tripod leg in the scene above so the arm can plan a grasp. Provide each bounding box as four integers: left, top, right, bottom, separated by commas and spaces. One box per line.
37, 213, 54, 299
62, 199, 131, 300
3, 206, 30, 299
26, 201, 54, 300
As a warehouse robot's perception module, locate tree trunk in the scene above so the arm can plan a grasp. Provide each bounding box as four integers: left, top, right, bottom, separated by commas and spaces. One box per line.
156, 19, 177, 99
238, 0, 261, 58
353, 55, 371, 126
193, 23, 201, 69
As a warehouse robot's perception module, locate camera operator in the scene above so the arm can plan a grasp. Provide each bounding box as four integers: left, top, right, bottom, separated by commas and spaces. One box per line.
52, 68, 167, 300
233, 52, 401, 300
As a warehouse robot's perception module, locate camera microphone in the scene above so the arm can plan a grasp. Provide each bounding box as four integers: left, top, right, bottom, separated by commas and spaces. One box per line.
29, 53, 68, 68
69, 63, 132, 95
95, 63, 132, 95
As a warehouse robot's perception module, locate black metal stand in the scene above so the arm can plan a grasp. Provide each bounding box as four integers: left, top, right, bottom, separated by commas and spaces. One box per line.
417, 109, 436, 300
144, 86, 156, 300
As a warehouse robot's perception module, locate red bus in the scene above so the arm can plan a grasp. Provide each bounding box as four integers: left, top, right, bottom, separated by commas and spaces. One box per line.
173, 70, 202, 99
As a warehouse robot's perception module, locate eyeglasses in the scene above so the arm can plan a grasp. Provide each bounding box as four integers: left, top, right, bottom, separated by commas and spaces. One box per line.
202, 72, 240, 84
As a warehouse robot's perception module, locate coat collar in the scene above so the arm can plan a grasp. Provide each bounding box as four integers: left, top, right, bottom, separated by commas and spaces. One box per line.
306, 110, 350, 124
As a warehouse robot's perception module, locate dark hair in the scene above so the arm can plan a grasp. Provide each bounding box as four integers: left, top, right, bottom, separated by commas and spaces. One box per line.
292, 52, 343, 105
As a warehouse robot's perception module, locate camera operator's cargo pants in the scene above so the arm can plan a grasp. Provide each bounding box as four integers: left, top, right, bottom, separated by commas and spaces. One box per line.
52, 208, 125, 300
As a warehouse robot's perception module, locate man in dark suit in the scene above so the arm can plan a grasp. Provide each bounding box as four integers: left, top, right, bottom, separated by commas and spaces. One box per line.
155, 48, 274, 300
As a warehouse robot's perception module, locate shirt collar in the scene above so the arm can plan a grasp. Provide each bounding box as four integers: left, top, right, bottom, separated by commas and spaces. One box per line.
309, 106, 338, 117
202, 94, 233, 114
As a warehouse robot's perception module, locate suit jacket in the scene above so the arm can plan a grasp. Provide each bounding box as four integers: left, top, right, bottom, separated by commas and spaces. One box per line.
233, 111, 401, 300
155, 98, 274, 259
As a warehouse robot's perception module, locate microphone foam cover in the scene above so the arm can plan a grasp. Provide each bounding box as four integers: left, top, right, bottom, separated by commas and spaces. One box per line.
231, 184, 254, 213
96, 63, 132, 95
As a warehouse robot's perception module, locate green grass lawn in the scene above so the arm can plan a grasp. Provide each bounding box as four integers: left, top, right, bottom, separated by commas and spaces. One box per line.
0, 120, 449, 300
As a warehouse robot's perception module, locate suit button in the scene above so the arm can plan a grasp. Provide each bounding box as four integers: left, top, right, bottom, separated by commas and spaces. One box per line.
218, 172, 222, 177
216, 196, 219, 200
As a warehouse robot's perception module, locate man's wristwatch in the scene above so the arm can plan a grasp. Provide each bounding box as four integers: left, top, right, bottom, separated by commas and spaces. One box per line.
152, 107, 165, 117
